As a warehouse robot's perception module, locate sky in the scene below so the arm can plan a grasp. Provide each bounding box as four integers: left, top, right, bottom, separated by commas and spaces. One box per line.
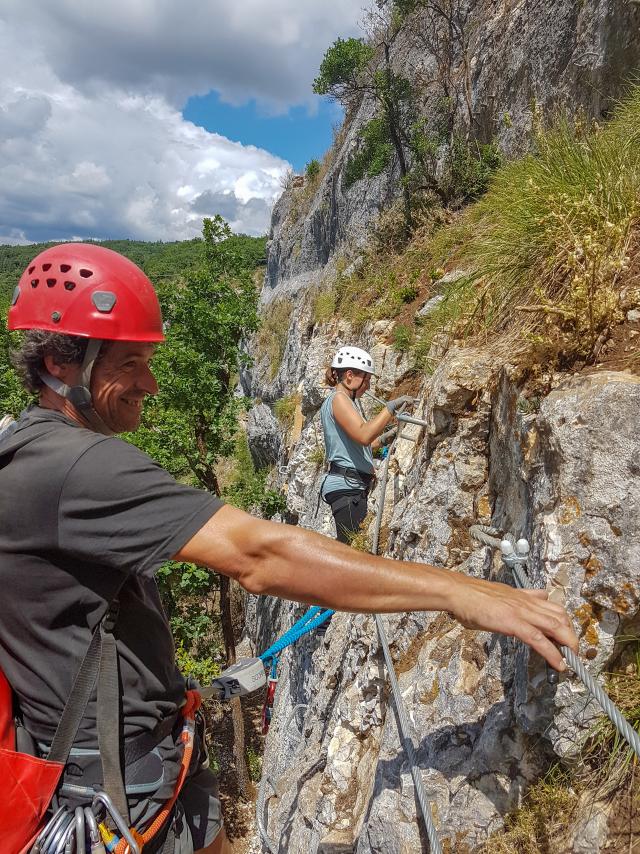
0, 1, 364, 244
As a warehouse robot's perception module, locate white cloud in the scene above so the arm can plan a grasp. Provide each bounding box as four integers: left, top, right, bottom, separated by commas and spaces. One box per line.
0, 20, 290, 241
0, 2, 364, 243
2, 0, 364, 111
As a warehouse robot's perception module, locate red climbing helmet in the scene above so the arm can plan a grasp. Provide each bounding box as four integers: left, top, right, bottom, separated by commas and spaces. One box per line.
8, 243, 164, 342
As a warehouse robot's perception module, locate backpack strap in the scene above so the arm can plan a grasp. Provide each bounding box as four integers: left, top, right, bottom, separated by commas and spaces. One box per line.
97, 601, 129, 822
47, 597, 129, 822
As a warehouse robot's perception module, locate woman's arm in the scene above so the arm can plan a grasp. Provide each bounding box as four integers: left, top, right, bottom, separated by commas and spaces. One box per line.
174, 504, 578, 672
332, 392, 394, 445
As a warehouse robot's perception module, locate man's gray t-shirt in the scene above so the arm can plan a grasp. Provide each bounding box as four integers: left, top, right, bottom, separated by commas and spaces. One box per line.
0, 406, 223, 747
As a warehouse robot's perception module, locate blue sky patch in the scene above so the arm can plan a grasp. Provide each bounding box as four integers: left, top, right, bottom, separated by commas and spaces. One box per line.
183, 92, 343, 173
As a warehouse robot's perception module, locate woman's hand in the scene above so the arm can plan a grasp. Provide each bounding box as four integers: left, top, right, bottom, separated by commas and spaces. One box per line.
385, 395, 417, 413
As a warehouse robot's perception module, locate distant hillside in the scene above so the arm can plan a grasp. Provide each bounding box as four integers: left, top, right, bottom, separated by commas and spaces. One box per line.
0, 235, 267, 297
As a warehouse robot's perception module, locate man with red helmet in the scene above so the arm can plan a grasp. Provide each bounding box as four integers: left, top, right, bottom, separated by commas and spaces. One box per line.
0, 244, 577, 853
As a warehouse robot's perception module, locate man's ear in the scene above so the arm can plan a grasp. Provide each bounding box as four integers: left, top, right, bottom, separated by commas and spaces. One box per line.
43, 355, 80, 383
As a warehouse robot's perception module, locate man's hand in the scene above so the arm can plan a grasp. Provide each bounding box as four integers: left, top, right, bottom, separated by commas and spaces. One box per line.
447, 573, 577, 671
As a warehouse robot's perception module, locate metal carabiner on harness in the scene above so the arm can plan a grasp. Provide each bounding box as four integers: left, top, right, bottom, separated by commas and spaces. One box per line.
84, 806, 107, 854
92, 792, 140, 854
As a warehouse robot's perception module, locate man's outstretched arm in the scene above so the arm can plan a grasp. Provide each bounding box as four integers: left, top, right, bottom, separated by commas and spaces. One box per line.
174, 504, 578, 672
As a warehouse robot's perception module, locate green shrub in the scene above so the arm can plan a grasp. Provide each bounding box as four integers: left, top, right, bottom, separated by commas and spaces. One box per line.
306, 159, 321, 181
246, 747, 262, 782
308, 444, 326, 467
223, 433, 287, 518
255, 298, 294, 379
393, 284, 420, 304
393, 323, 414, 351
175, 641, 221, 686
344, 116, 394, 189
482, 766, 578, 854
312, 287, 338, 324
273, 393, 300, 428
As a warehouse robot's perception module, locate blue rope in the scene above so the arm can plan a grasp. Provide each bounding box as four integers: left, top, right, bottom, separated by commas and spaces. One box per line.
259, 606, 334, 664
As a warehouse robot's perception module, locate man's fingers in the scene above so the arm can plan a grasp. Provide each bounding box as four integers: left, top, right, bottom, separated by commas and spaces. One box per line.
521, 602, 578, 651
511, 619, 567, 671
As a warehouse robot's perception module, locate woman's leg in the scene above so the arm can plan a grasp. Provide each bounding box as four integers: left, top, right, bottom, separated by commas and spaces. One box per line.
331, 491, 368, 543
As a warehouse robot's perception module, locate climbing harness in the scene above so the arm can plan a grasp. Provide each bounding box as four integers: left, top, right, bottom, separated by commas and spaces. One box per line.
469, 525, 640, 761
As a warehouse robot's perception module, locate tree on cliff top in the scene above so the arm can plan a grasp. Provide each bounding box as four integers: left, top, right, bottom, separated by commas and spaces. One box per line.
314, 28, 417, 232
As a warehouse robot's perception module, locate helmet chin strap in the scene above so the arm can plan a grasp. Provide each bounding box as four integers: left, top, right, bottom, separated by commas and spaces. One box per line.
39, 339, 114, 436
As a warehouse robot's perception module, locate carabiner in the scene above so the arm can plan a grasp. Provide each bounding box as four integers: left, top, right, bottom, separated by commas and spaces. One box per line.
91, 792, 140, 854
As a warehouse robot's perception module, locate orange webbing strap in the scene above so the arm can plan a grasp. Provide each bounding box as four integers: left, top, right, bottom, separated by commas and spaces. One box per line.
114, 690, 202, 854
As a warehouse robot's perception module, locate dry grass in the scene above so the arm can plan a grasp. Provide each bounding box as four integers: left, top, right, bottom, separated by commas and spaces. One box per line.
481, 766, 578, 854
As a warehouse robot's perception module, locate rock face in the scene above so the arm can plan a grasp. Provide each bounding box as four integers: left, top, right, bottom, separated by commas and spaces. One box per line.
242, 3, 640, 850
246, 358, 640, 852
246, 403, 282, 469
258, 0, 640, 315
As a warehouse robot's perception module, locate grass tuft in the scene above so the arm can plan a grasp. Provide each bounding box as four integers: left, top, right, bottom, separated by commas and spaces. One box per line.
255, 298, 294, 380
482, 765, 578, 854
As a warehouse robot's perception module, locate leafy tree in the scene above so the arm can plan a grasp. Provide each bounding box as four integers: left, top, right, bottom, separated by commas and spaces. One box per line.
131, 216, 264, 800
132, 216, 262, 493
314, 5, 501, 226
0, 291, 32, 417
313, 37, 375, 107
314, 25, 419, 231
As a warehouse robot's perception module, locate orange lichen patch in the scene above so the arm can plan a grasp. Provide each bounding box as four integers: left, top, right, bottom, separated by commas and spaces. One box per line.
423, 612, 457, 642
575, 602, 600, 646
558, 496, 581, 524
444, 832, 473, 854
447, 522, 474, 565
461, 631, 488, 670
394, 632, 425, 674
579, 554, 603, 580
613, 583, 637, 615
430, 632, 462, 665
476, 493, 492, 521
419, 674, 440, 705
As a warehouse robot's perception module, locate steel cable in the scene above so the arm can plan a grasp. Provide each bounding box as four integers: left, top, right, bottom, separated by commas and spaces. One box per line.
371, 444, 443, 854
469, 527, 640, 760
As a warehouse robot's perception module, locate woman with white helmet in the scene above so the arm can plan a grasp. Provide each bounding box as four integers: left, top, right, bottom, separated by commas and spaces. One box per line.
320, 346, 414, 543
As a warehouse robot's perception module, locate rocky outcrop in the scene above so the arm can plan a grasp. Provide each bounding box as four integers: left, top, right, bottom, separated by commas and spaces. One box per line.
260, 0, 640, 308
243, 4, 640, 850
247, 403, 283, 469
246, 360, 640, 853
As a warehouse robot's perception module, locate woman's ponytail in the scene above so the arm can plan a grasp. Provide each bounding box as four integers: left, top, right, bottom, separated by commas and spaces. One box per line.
324, 366, 338, 387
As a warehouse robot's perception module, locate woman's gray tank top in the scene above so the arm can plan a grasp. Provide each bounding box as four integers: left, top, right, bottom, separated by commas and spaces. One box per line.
320, 391, 374, 497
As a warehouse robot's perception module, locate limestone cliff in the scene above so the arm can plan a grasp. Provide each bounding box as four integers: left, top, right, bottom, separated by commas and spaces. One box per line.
242, 3, 640, 851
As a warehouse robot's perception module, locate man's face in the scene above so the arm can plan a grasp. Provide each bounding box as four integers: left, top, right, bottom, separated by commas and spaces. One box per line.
90, 341, 158, 433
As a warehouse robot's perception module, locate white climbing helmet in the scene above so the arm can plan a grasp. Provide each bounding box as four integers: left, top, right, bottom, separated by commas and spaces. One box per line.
331, 346, 375, 374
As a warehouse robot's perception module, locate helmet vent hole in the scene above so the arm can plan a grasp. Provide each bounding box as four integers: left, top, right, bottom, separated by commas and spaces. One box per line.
79, 268, 93, 278
64, 281, 76, 291
42, 263, 52, 272
46, 278, 56, 288
30, 279, 39, 288
60, 264, 71, 273
28, 266, 35, 275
